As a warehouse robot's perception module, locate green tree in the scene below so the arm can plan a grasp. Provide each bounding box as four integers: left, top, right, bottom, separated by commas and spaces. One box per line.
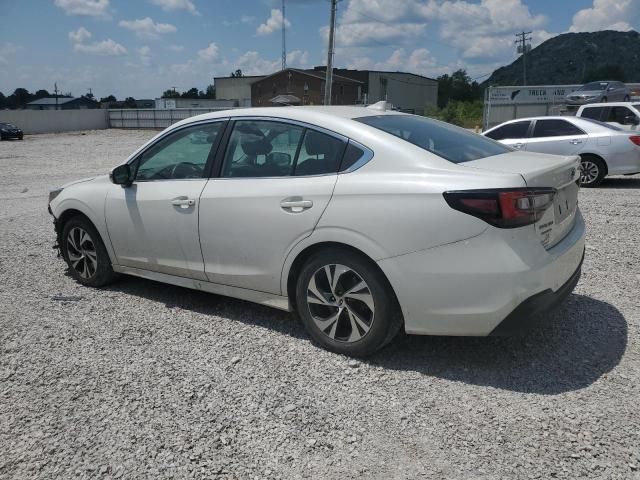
583, 64, 626, 83
203, 84, 215, 99
161, 89, 180, 98
0, 91, 6, 109
124, 97, 136, 108
34, 89, 50, 99
230, 69, 243, 78
181, 87, 200, 98
100, 95, 117, 103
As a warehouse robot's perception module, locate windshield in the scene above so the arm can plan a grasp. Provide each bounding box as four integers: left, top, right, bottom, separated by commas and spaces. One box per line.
580, 82, 608, 91
0, 123, 17, 129
356, 114, 511, 163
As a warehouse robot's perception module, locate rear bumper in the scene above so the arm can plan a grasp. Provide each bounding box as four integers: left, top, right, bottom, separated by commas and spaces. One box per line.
488, 249, 583, 336
378, 209, 586, 336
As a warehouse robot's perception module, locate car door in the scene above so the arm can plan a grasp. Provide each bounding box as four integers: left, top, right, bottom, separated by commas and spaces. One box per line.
484, 120, 531, 150
525, 119, 588, 156
105, 120, 226, 280
198, 118, 347, 294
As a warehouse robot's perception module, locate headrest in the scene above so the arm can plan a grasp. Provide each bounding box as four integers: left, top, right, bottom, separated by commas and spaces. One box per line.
304, 131, 331, 155
240, 133, 272, 156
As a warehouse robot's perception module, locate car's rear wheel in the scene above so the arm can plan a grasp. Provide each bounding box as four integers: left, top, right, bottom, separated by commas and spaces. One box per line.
61, 215, 118, 287
295, 248, 402, 357
579, 155, 606, 187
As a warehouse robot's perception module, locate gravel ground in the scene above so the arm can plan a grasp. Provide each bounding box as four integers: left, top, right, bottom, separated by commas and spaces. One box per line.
1, 129, 639, 480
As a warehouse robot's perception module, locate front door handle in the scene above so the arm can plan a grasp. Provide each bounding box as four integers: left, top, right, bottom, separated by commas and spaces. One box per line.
171, 197, 196, 208
280, 198, 313, 213
569, 139, 583, 145
513, 142, 525, 149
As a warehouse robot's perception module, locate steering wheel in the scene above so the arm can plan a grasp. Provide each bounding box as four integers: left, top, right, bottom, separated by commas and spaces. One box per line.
170, 162, 203, 179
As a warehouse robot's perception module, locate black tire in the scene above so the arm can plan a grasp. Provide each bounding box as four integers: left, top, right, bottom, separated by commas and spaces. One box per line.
295, 248, 402, 357
579, 155, 607, 187
61, 215, 118, 287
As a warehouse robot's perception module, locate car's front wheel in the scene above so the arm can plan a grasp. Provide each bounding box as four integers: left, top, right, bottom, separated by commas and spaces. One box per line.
295, 248, 402, 357
61, 215, 118, 287
580, 155, 606, 187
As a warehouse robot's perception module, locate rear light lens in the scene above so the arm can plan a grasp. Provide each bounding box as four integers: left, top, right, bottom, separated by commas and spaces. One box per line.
443, 188, 556, 228
629, 135, 640, 146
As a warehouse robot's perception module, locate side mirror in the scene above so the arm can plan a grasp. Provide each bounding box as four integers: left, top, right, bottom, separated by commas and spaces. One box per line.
110, 164, 132, 186
623, 115, 639, 126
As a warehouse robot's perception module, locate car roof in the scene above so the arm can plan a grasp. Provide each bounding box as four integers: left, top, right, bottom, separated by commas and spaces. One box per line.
579, 102, 637, 108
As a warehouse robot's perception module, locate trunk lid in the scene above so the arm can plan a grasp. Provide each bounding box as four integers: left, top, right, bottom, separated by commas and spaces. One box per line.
463, 151, 581, 249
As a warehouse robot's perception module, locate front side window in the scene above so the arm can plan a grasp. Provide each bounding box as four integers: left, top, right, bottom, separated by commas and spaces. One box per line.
221, 120, 347, 178
607, 106, 635, 124
356, 114, 510, 164
135, 122, 223, 181
532, 119, 584, 138
485, 121, 530, 140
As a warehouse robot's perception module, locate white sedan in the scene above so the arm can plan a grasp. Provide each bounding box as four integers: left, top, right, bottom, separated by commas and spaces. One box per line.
48, 104, 585, 356
484, 116, 640, 187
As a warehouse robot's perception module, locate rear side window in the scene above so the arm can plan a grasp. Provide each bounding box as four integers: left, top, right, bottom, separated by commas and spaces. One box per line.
580, 107, 604, 121
356, 114, 510, 164
294, 129, 346, 176
485, 121, 530, 140
532, 119, 584, 138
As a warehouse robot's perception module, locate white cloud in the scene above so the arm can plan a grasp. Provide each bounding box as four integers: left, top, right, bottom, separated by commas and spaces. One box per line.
233, 51, 280, 75
0, 43, 21, 65
197, 43, 219, 61
119, 17, 177, 39
54, 0, 110, 17
68, 27, 92, 43
74, 39, 127, 56
241, 15, 256, 24
287, 50, 310, 67
257, 9, 290, 36
569, 0, 636, 32
167, 44, 184, 52
149, 0, 199, 15
138, 46, 152, 66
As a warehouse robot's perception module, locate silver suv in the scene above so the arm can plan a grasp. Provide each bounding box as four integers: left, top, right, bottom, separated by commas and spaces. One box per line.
566, 81, 630, 106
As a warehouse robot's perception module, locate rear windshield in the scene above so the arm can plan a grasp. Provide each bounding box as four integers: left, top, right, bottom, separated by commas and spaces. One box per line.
355, 114, 510, 163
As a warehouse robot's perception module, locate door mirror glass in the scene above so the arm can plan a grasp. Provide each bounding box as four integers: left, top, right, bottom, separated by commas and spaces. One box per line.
110, 164, 132, 185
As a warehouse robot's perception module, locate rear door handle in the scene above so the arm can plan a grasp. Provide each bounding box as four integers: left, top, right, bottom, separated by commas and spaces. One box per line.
569, 139, 583, 145
171, 197, 196, 208
280, 198, 313, 212
513, 143, 525, 149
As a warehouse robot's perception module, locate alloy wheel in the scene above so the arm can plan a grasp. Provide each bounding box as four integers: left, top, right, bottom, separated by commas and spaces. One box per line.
66, 227, 98, 279
306, 264, 375, 343
580, 160, 599, 185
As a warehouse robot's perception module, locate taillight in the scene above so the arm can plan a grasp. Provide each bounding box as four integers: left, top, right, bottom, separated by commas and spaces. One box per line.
629, 135, 640, 146
443, 188, 556, 228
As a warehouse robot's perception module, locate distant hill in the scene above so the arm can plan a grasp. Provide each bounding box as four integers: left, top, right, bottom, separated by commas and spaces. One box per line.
483, 30, 640, 86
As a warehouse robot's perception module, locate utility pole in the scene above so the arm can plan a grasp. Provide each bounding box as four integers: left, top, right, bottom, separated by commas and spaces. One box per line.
54, 82, 59, 110
323, 0, 338, 105
87, 87, 93, 98
515, 31, 532, 86
281, 0, 286, 70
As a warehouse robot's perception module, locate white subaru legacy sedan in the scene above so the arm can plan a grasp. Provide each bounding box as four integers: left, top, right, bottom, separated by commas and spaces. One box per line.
48, 105, 585, 357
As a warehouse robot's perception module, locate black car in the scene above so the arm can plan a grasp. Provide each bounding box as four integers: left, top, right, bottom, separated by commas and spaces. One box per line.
0, 122, 24, 140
